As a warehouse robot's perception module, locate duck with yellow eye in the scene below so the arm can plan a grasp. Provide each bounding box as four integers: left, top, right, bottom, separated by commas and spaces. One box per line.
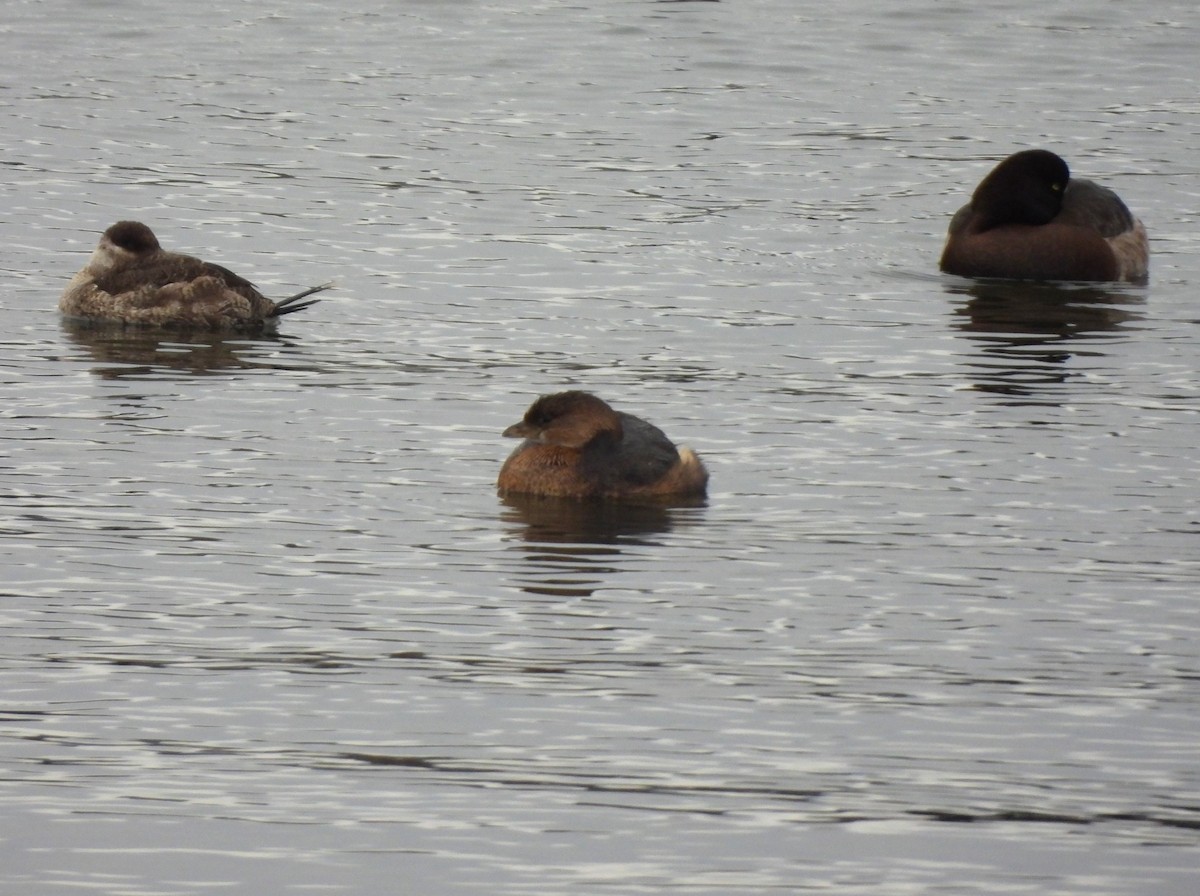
498, 391, 708, 501
939, 149, 1148, 283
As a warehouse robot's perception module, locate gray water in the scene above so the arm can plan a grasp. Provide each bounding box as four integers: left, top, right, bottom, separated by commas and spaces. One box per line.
2, 1, 1199, 893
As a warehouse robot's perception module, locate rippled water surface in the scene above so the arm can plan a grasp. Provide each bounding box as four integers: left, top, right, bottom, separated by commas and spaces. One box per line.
3, 1, 1199, 893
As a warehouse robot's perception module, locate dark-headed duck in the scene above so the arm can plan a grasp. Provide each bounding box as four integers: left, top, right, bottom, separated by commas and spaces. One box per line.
498, 391, 709, 501
60, 221, 330, 331
939, 149, 1148, 283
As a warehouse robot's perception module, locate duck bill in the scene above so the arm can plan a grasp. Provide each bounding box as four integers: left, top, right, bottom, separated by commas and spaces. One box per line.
503, 422, 537, 439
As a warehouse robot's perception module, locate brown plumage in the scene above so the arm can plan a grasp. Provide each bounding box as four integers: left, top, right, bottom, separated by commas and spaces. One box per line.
60, 221, 330, 331
939, 149, 1148, 283
497, 391, 709, 501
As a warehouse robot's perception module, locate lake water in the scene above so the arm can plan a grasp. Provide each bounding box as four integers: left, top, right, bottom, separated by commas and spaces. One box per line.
2, 1, 1199, 893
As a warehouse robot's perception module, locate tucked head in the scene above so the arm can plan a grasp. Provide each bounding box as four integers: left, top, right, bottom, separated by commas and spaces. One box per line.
941, 148, 1148, 282
970, 149, 1070, 230
89, 222, 162, 276
101, 220, 162, 255
502, 391, 622, 449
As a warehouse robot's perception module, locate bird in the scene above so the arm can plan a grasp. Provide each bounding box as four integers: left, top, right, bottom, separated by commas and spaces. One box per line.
938, 149, 1148, 282
60, 220, 331, 331
497, 390, 709, 501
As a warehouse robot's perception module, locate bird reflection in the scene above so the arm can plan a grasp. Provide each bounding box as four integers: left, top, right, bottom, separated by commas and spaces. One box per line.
947, 280, 1145, 399
498, 492, 705, 597
60, 318, 314, 378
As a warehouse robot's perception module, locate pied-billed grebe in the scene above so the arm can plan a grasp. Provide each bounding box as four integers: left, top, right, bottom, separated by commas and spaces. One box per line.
939, 149, 1148, 283
498, 391, 708, 501
60, 221, 331, 331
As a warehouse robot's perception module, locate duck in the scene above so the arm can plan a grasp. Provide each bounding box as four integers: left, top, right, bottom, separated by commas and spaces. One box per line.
60, 221, 331, 331
497, 391, 709, 501
938, 149, 1148, 283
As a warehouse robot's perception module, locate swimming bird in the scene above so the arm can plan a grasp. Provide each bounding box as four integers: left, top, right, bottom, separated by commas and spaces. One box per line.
939, 149, 1148, 283
60, 221, 331, 331
498, 390, 709, 501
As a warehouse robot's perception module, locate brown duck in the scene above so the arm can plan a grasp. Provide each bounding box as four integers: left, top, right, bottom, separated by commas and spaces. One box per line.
498, 391, 709, 501
60, 221, 330, 331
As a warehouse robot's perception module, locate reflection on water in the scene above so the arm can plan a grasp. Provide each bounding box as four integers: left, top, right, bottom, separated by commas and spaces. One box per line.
499, 493, 705, 596
60, 319, 320, 378
6, 0, 1200, 892
499, 492, 706, 544
946, 280, 1146, 398
949, 280, 1146, 337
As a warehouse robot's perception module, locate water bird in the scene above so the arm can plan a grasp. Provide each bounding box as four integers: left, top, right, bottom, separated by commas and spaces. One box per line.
60, 220, 331, 331
939, 149, 1148, 282
498, 390, 709, 501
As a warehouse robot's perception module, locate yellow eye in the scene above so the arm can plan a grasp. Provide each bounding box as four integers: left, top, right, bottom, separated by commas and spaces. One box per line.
1052, 181, 1064, 192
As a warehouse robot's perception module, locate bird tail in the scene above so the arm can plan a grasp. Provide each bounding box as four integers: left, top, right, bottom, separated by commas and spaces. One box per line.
273, 283, 333, 317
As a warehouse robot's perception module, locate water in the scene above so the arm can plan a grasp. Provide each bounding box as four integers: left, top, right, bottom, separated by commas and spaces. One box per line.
2, 1, 1199, 893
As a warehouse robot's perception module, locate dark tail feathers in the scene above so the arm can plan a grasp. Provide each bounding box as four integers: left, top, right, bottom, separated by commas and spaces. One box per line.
273, 283, 333, 317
